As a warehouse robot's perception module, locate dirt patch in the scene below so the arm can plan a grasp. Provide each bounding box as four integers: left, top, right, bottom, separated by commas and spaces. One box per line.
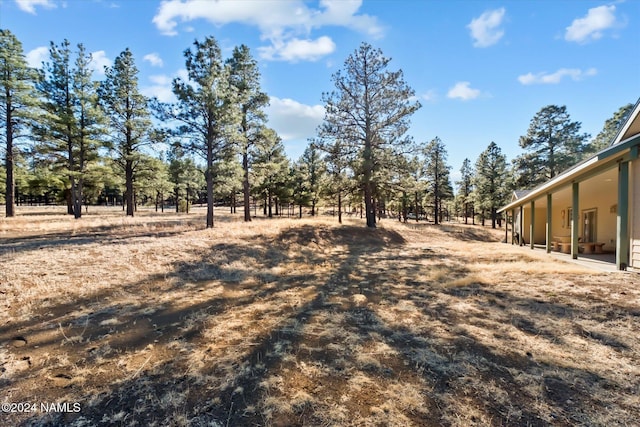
1, 208, 639, 426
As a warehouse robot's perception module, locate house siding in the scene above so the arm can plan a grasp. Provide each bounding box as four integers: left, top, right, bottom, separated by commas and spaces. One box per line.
632, 159, 640, 269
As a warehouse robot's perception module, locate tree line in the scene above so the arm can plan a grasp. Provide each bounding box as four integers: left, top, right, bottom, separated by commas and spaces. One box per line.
1, 29, 633, 228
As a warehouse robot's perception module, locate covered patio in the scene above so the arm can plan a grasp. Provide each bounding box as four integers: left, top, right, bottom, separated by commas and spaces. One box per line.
498, 100, 640, 272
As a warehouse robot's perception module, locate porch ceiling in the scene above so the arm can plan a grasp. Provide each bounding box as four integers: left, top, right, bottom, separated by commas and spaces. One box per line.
512, 167, 618, 210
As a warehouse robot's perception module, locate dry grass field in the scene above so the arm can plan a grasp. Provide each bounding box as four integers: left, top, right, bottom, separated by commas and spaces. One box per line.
1, 206, 639, 426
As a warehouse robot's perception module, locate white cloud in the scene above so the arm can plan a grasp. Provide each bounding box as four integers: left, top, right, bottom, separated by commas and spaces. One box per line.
152, 0, 383, 62
15, 0, 55, 14
89, 51, 111, 75
26, 46, 49, 68
266, 96, 325, 141
141, 74, 175, 103
467, 7, 506, 48
143, 53, 164, 67
26, 46, 111, 74
447, 82, 481, 101
259, 36, 336, 62
421, 89, 437, 102
565, 5, 619, 43
518, 68, 598, 85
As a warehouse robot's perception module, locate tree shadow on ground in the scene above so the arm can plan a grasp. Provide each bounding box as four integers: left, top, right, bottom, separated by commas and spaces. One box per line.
3, 223, 639, 426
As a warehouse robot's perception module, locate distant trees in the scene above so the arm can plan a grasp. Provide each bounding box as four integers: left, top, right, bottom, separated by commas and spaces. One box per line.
320, 42, 420, 228
100, 48, 152, 217
4, 28, 632, 228
1, 29, 38, 217
513, 105, 589, 189
300, 144, 324, 216
253, 128, 288, 218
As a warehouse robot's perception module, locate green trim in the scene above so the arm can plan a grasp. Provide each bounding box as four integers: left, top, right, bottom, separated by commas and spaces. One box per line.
519, 205, 524, 246
546, 194, 552, 253
617, 162, 629, 270
571, 182, 579, 260
530, 200, 535, 250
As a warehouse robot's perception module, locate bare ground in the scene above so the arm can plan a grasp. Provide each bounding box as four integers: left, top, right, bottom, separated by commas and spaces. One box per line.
1, 206, 639, 426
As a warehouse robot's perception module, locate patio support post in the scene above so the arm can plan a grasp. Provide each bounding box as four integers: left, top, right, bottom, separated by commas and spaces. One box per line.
617, 161, 629, 270
546, 193, 552, 253
505, 213, 508, 244
511, 208, 515, 245
530, 200, 535, 250
519, 205, 524, 246
571, 182, 579, 260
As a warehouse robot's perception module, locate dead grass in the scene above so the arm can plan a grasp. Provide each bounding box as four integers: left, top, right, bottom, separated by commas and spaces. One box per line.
1, 206, 639, 426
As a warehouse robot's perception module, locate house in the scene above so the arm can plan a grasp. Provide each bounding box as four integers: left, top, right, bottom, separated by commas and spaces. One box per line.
498, 99, 640, 271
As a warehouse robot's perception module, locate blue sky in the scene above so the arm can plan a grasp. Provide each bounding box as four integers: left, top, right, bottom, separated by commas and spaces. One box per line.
2, 0, 639, 180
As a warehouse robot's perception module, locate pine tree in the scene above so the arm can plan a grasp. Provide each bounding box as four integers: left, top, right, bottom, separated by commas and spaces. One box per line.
100, 48, 152, 217
320, 42, 420, 228
300, 144, 325, 216
227, 45, 268, 222
253, 128, 289, 218
36, 41, 105, 218
423, 137, 452, 225
159, 37, 238, 228
318, 138, 351, 223
1, 29, 39, 217
474, 142, 508, 228
514, 105, 589, 188
586, 103, 634, 155
457, 158, 474, 224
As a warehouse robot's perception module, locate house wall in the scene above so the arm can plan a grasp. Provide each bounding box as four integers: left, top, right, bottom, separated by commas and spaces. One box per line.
577, 179, 619, 252
550, 205, 571, 243
632, 159, 640, 269
533, 208, 547, 244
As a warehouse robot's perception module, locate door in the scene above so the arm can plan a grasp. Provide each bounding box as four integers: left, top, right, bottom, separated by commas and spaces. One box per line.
582, 209, 597, 243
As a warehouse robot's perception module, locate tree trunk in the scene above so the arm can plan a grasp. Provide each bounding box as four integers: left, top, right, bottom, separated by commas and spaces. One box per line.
205, 143, 214, 228
5, 104, 15, 217
186, 186, 190, 214
66, 189, 74, 215
268, 188, 273, 218
338, 192, 342, 224
125, 159, 134, 217
464, 202, 469, 224
72, 177, 83, 219
242, 151, 251, 222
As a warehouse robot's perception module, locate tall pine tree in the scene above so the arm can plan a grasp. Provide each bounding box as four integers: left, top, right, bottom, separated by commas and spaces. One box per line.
474, 142, 508, 228
36, 41, 105, 218
423, 137, 452, 225
320, 42, 420, 228
100, 48, 152, 217
514, 105, 589, 188
457, 158, 474, 224
1, 29, 38, 217
226, 45, 268, 222
160, 36, 238, 228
